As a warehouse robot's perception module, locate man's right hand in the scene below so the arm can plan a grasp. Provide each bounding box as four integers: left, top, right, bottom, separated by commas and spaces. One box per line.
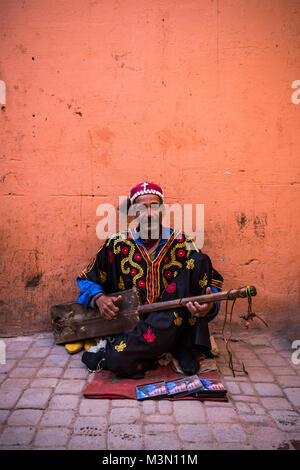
95, 294, 122, 320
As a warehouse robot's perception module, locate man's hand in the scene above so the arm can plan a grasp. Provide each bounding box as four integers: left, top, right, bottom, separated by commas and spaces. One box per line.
95, 294, 122, 320
186, 286, 214, 318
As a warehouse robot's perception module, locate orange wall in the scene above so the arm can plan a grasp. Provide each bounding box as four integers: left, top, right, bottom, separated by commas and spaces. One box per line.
0, 0, 299, 335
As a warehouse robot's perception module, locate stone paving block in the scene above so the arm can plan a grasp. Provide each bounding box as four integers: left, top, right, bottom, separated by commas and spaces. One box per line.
206, 407, 240, 423
253, 383, 283, 396
0, 426, 35, 446
158, 401, 173, 414
0, 388, 23, 409
55, 379, 86, 394
16, 388, 52, 409
109, 407, 140, 424
231, 395, 258, 403
68, 434, 106, 450
43, 355, 69, 368
204, 400, 232, 406
247, 425, 289, 450
234, 402, 252, 414
18, 358, 44, 368
239, 382, 256, 395
261, 354, 288, 367
50, 345, 68, 355
79, 399, 109, 416
9, 367, 38, 379
144, 433, 180, 450
269, 410, 300, 432
145, 414, 174, 424
144, 424, 175, 433
270, 366, 297, 376
107, 424, 142, 450
36, 367, 64, 378
173, 401, 206, 423
33, 427, 70, 448
34, 338, 55, 348
7, 409, 43, 426
142, 400, 156, 414
1, 378, 30, 389
224, 382, 240, 395
271, 337, 292, 351
63, 368, 89, 379
0, 410, 10, 424
259, 397, 293, 410
283, 388, 300, 407
212, 424, 247, 443
6, 349, 28, 360
0, 360, 17, 374
68, 355, 85, 368
111, 399, 139, 408
241, 415, 271, 424
250, 403, 267, 415
276, 376, 300, 388
31, 378, 58, 388
73, 416, 107, 436
24, 347, 51, 359
177, 424, 212, 442
48, 394, 79, 410
244, 335, 272, 347
245, 367, 274, 382
40, 409, 74, 427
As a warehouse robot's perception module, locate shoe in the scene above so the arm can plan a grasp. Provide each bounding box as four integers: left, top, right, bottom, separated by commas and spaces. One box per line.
65, 341, 84, 354
81, 349, 105, 371
84, 339, 98, 351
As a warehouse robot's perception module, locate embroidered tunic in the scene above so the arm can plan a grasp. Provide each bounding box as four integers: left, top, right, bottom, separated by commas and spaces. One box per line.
76, 227, 223, 377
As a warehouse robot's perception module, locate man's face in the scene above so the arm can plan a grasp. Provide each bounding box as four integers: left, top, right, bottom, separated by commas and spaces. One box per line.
132, 194, 163, 239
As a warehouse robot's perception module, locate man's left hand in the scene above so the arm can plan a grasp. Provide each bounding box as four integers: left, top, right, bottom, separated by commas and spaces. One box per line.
186, 286, 214, 318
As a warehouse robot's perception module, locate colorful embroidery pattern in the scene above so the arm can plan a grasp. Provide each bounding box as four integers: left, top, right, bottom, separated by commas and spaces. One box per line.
99, 270, 107, 284
186, 259, 195, 270
118, 276, 125, 290
199, 273, 208, 288
173, 312, 183, 326
114, 341, 127, 352
211, 278, 223, 290
188, 316, 197, 326
143, 326, 155, 343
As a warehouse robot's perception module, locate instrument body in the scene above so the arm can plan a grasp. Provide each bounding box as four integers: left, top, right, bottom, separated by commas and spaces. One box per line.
51, 286, 257, 344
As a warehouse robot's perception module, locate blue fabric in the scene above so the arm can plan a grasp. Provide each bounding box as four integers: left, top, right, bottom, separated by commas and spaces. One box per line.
76, 278, 104, 309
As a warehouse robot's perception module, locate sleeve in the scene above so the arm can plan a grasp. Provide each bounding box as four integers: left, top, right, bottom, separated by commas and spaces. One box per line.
76, 237, 114, 308
76, 278, 104, 308
206, 267, 224, 322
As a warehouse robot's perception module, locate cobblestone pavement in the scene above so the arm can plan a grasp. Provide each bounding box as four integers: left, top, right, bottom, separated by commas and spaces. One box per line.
0, 327, 299, 450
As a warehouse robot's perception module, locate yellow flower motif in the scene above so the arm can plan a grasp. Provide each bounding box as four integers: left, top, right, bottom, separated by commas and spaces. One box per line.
188, 316, 197, 326
173, 312, 183, 326
99, 270, 107, 284
114, 341, 127, 352
186, 259, 195, 270
118, 276, 125, 290
199, 273, 208, 288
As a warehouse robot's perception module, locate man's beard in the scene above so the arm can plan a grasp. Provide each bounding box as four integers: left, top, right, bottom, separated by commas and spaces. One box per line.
139, 216, 161, 240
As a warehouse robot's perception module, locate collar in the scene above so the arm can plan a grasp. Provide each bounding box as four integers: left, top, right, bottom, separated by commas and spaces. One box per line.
131, 226, 174, 248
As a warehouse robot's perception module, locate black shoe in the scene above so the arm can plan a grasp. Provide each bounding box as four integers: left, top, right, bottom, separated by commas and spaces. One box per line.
81, 349, 105, 371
